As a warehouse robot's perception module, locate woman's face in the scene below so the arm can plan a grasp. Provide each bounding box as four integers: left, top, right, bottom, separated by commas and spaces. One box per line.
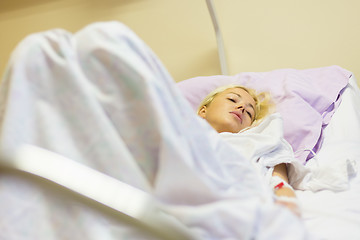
198, 87, 256, 133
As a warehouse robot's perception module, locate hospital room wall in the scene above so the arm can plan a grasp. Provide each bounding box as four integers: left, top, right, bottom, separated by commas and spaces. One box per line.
0, 0, 359, 86
0, 0, 219, 83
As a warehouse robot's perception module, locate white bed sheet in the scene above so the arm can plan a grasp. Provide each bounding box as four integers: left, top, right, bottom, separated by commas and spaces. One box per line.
295, 76, 360, 240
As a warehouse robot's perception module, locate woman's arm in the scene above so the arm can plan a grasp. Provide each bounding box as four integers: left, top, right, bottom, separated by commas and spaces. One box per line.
272, 163, 300, 216
272, 163, 296, 197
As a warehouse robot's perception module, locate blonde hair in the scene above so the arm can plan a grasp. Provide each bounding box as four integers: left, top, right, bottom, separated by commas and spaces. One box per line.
197, 84, 275, 126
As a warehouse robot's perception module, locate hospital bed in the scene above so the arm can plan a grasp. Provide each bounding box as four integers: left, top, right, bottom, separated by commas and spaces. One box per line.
0, 15, 360, 240
177, 67, 360, 239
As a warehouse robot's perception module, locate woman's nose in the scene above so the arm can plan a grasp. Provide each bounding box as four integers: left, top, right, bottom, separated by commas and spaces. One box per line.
237, 105, 245, 111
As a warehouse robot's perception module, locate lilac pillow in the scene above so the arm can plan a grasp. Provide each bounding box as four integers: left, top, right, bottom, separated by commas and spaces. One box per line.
177, 66, 351, 164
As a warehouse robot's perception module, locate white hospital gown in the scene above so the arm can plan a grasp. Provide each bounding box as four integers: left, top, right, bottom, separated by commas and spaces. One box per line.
220, 113, 308, 186
0, 21, 310, 239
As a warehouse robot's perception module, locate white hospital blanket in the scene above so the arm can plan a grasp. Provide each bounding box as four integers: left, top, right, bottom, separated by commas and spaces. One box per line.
0, 21, 312, 239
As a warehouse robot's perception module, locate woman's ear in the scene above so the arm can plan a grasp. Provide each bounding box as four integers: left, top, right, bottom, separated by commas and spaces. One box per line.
198, 106, 207, 118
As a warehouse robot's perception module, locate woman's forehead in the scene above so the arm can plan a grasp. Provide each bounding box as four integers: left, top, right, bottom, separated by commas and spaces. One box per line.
222, 88, 254, 100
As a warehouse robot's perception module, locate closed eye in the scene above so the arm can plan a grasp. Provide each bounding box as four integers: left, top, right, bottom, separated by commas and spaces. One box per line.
227, 98, 236, 103
246, 111, 253, 119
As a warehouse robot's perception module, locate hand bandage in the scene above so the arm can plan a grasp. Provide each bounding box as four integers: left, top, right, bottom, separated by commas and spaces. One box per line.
269, 176, 293, 191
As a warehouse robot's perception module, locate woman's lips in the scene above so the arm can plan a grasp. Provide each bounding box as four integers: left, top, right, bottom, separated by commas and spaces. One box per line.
230, 111, 242, 123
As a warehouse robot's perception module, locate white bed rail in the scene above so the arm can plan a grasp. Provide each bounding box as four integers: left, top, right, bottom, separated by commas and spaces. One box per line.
206, 0, 228, 75
0, 145, 197, 240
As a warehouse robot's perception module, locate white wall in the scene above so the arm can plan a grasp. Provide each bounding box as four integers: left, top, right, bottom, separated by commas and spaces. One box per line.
0, 0, 219, 82
216, 0, 360, 85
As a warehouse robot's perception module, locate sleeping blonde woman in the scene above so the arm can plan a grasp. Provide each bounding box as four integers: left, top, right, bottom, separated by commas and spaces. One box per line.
197, 84, 301, 216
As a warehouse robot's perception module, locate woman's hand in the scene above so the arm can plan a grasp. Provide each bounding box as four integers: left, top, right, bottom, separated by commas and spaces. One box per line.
275, 197, 301, 217
274, 185, 296, 197
274, 187, 301, 217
